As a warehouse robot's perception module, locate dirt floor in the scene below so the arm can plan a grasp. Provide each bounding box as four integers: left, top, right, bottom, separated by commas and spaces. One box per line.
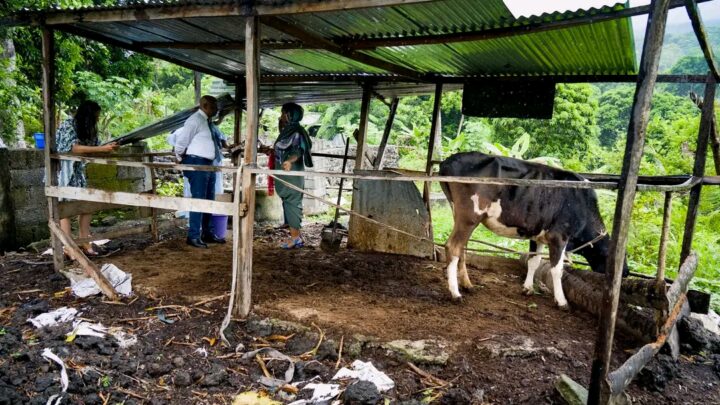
1, 221, 719, 404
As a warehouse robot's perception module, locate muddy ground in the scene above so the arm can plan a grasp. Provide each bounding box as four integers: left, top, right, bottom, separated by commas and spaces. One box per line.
1, 222, 719, 404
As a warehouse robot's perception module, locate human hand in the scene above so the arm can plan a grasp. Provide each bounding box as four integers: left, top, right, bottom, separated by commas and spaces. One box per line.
282, 161, 292, 171
98, 142, 119, 152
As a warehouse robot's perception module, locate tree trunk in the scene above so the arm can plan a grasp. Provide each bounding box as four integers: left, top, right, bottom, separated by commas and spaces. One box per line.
1, 36, 26, 148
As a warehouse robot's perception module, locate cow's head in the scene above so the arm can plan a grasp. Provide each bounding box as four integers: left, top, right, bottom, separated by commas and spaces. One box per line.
578, 234, 629, 277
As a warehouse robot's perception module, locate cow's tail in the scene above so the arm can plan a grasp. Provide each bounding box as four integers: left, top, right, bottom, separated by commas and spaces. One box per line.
438, 160, 454, 210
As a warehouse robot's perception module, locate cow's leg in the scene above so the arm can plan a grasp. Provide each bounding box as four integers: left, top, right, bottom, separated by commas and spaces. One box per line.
523, 240, 544, 295
445, 222, 475, 301
548, 237, 569, 309
459, 250, 473, 291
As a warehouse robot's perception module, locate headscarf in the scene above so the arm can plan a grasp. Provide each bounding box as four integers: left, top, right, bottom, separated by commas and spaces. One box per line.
275, 103, 313, 168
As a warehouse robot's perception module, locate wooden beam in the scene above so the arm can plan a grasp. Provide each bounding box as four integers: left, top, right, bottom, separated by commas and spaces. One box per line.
348, 87, 373, 250
341, 0, 709, 50
606, 253, 698, 397
373, 97, 399, 170
588, 0, 673, 403
261, 16, 427, 81
49, 220, 118, 300
51, 153, 239, 173
423, 84, 443, 252
41, 26, 64, 273
194, 71, 202, 105
680, 74, 716, 262
233, 15, 260, 318
685, 0, 720, 81
6, 1, 435, 27
656, 192, 673, 289
46, 186, 239, 216
691, 90, 720, 176
58, 201, 125, 218
134, 40, 303, 50
55, 24, 235, 82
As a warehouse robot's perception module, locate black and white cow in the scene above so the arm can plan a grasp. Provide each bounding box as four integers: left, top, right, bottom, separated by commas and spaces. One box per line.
439, 152, 628, 308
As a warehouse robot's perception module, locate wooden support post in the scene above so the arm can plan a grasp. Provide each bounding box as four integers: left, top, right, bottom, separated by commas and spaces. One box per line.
606, 253, 698, 397
373, 97, 398, 170
354, 86, 372, 172
194, 71, 202, 105
588, 0, 672, 403
233, 15, 260, 318
680, 74, 716, 262
685, 0, 720, 81
655, 192, 673, 330
145, 155, 160, 242
49, 221, 118, 300
711, 116, 720, 175
41, 27, 63, 272
423, 84, 443, 253
233, 80, 244, 167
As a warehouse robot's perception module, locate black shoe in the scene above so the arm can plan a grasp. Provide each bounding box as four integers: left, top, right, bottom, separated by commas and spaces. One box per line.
202, 234, 226, 244
186, 238, 208, 248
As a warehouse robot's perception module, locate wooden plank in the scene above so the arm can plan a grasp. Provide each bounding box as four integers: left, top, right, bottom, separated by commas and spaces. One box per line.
51, 153, 239, 173
588, 0, 673, 403
373, 97, 399, 170
74, 224, 151, 245
58, 201, 125, 218
41, 26, 64, 273
261, 16, 426, 81
49, 221, 118, 300
680, 74, 716, 262
46, 186, 238, 216
606, 253, 698, 396
423, 84, 443, 255
685, 0, 720, 81
245, 167, 700, 192
233, 15, 260, 318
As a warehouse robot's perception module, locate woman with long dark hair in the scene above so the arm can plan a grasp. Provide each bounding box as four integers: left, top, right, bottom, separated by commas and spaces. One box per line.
56, 100, 118, 256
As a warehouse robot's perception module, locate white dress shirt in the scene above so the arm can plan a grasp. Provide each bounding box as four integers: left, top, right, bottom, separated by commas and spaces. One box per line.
174, 109, 215, 161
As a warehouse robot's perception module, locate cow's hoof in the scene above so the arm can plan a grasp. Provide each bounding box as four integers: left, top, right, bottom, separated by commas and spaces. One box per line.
451, 295, 464, 304
522, 286, 534, 296
460, 285, 475, 294
557, 303, 570, 311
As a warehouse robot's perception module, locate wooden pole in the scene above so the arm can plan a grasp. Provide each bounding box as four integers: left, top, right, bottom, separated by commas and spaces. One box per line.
194, 71, 202, 104
588, 0, 672, 403
373, 97, 398, 170
354, 86, 372, 172
146, 155, 160, 242
680, 74, 716, 262
423, 84, 443, 254
656, 192, 673, 284
233, 80, 244, 167
48, 221, 118, 300
685, 0, 720, 81
233, 15, 260, 318
41, 27, 63, 272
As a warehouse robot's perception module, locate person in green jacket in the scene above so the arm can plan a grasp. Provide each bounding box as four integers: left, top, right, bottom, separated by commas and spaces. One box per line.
274, 102, 313, 249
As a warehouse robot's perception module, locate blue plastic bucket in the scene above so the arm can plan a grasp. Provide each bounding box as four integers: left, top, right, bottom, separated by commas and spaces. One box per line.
33, 132, 45, 149
211, 215, 228, 239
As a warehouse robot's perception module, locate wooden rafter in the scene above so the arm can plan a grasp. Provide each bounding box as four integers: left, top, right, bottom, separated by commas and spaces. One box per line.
339, 0, 712, 49
685, 0, 720, 81
3, 0, 434, 27
132, 40, 304, 50
261, 16, 427, 81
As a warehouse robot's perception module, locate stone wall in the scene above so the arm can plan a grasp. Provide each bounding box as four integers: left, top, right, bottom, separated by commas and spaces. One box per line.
0, 144, 150, 252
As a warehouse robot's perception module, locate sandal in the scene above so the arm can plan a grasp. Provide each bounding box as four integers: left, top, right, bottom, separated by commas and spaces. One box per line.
280, 237, 304, 249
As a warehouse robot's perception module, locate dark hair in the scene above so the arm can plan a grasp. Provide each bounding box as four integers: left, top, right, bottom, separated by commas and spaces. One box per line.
74, 100, 101, 145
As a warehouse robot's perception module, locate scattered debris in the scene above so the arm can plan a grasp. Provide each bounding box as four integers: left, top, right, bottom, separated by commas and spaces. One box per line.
289, 383, 341, 405
333, 360, 394, 392
555, 374, 588, 405
344, 380, 381, 405
41, 348, 69, 404
69, 263, 132, 297
27, 307, 78, 328
66, 321, 108, 342
233, 391, 282, 405
157, 309, 175, 324
479, 336, 564, 359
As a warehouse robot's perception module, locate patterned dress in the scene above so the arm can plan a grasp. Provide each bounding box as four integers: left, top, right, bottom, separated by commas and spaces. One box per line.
56, 118, 98, 188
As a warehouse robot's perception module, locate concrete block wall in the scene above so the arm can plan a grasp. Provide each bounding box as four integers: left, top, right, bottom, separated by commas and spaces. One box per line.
0, 148, 49, 251
0, 144, 151, 252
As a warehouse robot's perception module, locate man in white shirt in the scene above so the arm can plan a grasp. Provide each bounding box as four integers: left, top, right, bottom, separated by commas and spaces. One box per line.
173, 95, 225, 248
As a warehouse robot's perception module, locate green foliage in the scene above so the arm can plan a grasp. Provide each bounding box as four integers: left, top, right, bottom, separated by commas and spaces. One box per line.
157, 178, 185, 197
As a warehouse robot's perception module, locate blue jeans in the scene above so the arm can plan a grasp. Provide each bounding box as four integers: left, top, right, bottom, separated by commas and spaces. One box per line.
182, 155, 216, 240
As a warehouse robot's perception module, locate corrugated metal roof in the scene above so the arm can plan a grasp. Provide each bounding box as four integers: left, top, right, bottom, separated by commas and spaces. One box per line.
9, 0, 638, 102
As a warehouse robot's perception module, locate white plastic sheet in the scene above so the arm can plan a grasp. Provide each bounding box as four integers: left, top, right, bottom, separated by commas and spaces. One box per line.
42, 348, 68, 404
332, 360, 395, 392
28, 307, 78, 328
71, 264, 132, 297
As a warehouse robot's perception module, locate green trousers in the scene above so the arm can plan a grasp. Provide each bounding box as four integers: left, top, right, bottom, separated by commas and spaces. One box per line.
275, 174, 304, 229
